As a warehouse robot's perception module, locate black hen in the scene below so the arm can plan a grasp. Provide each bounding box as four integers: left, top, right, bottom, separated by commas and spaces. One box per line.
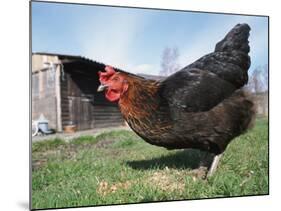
98, 24, 256, 176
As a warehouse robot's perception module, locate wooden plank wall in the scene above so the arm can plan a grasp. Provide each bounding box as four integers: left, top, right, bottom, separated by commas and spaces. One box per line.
32, 70, 57, 129
32, 96, 57, 129
60, 73, 71, 128
92, 105, 124, 128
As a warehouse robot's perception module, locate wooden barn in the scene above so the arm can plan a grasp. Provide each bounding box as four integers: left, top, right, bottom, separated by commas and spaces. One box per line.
32, 53, 125, 132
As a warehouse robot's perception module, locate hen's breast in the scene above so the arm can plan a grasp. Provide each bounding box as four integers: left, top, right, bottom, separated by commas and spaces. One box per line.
123, 103, 174, 146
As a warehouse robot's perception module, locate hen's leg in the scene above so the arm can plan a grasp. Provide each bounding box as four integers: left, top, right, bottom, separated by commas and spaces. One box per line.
207, 153, 222, 177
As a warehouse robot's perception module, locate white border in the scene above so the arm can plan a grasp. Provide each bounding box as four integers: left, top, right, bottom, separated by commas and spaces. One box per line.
1, 0, 279, 211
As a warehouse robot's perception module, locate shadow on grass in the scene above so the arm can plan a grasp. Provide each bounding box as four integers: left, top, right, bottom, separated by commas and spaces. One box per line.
126, 149, 214, 170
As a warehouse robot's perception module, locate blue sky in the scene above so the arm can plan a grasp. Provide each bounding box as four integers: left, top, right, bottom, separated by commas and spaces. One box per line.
32, 1, 268, 75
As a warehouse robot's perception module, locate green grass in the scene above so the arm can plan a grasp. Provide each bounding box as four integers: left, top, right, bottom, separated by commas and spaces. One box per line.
32, 118, 269, 209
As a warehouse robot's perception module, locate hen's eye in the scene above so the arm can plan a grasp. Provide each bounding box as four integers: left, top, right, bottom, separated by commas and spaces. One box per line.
112, 77, 119, 81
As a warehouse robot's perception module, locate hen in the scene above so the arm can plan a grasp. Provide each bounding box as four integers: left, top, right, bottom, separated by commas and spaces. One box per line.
97, 24, 255, 177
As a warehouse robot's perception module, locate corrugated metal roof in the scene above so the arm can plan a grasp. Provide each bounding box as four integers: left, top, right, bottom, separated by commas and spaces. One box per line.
32, 52, 103, 65
32, 52, 163, 80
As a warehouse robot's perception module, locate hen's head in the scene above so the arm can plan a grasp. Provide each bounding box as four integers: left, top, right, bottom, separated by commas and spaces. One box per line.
97, 66, 128, 102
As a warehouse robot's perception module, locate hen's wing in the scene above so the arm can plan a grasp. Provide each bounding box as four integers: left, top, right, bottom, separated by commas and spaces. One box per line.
159, 23, 251, 113
187, 24, 251, 88
159, 68, 236, 112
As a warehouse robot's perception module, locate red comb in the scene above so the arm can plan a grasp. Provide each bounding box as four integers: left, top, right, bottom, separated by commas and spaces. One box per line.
98, 66, 116, 83
105, 66, 116, 74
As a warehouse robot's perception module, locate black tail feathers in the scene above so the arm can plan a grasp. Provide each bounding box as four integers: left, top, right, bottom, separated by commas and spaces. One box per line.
215, 23, 251, 54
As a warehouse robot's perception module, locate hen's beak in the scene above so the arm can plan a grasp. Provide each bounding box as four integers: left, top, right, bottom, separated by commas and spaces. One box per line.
97, 84, 108, 92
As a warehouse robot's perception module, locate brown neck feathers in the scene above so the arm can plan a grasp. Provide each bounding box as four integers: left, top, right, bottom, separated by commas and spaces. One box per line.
118, 75, 160, 120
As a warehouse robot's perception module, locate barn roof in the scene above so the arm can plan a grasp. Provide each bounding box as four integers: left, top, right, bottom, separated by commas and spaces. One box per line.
32, 52, 108, 70
32, 52, 131, 75
32, 52, 163, 81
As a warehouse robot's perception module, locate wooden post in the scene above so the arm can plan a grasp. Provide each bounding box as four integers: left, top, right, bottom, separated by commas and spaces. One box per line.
55, 63, 62, 132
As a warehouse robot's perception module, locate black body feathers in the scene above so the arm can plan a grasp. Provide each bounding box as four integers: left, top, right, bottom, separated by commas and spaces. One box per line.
119, 24, 256, 155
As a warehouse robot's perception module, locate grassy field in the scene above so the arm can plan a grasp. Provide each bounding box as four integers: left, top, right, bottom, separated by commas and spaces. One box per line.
31, 118, 269, 210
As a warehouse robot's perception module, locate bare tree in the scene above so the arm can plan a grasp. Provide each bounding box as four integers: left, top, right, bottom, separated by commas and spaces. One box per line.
259, 64, 268, 92
253, 69, 263, 93
246, 65, 268, 93
160, 47, 180, 76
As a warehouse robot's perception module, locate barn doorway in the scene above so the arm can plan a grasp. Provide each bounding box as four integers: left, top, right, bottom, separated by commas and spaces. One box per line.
68, 95, 94, 130
66, 73, 96, 130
